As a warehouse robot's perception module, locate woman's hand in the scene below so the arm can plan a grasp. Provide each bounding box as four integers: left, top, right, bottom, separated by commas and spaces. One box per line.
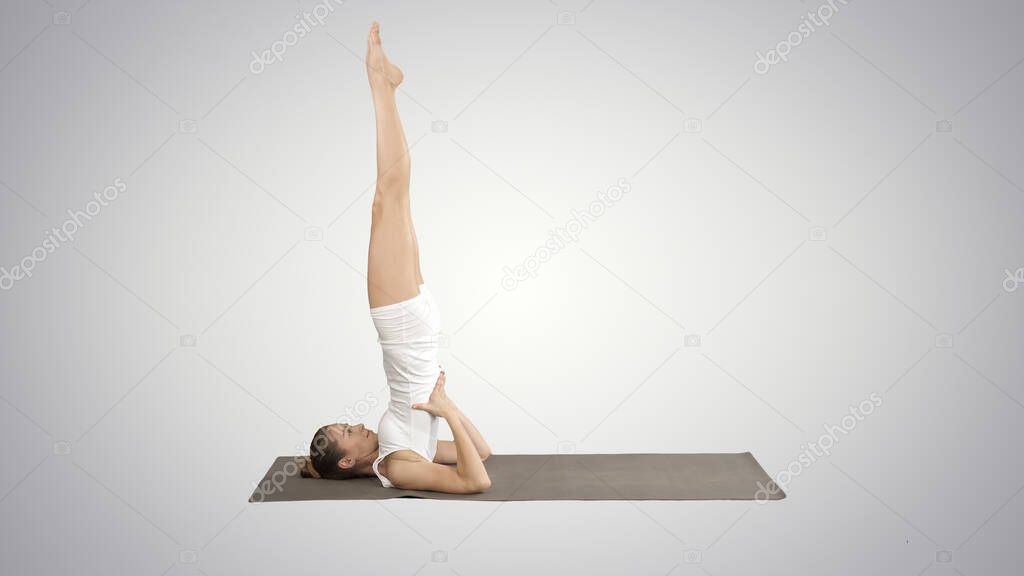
413, 369, 457, 418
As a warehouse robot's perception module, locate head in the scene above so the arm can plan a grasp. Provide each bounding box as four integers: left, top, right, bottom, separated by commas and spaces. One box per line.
302, 422, 378, 480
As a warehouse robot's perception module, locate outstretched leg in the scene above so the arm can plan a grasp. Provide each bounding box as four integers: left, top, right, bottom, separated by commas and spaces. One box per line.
410, 218, 424, 286
365, 22, 423, 307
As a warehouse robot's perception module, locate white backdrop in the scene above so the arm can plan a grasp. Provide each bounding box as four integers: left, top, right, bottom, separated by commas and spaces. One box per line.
2, 0, 1023, 574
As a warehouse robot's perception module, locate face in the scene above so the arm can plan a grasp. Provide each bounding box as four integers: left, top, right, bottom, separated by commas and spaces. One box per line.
327, 422, 377, 469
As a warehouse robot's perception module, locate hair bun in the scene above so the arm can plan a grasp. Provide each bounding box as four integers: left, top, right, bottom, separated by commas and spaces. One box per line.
300, 457, 321, 479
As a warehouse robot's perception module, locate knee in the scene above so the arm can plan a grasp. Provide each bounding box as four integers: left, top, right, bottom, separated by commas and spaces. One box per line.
371, 191, 407, 220
377, 158, 410, 187
371, 193, 385, 220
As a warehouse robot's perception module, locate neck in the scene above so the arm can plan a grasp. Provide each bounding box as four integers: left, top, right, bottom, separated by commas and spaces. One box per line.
355, 447, 380, 476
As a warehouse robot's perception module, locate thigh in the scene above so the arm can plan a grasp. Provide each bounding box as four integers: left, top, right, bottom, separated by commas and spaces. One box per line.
367, 196, 420, 308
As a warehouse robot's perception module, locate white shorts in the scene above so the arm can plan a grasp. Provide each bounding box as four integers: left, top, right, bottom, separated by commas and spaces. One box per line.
369, 283, 442, 349
369, 283, 442, 487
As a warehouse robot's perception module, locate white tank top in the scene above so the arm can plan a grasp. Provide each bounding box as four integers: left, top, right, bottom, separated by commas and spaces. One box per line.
369, 284, 441, 488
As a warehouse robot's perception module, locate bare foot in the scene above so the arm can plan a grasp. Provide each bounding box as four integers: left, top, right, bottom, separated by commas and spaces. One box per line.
366, 21, 404, 90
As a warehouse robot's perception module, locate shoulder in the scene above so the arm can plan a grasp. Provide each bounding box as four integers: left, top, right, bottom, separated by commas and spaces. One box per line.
386, 453, 489, 494
375, 449, 423, 483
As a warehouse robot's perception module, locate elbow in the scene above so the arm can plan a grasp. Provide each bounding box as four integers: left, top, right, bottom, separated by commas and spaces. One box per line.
467, 476, 492, 494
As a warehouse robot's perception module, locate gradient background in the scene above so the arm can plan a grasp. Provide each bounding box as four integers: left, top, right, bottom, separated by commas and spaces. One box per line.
2, 0, 1024, 574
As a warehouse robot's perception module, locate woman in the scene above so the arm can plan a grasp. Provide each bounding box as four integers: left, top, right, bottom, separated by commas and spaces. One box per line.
301, 22, 492, 493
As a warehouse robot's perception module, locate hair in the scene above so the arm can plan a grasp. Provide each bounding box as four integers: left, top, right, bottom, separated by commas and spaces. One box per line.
300, 425, 364, 480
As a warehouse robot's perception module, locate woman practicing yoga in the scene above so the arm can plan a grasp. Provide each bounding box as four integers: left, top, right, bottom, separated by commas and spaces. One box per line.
301, 22, 492, 493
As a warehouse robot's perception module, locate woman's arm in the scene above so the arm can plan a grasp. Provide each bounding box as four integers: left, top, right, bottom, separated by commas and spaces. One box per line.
457, 410, 491, 459
433, 411, 491, 464
427, 371, 491, 464
387, 405, 491, 493
388, 373, 491, 493
443, 404, 490, 490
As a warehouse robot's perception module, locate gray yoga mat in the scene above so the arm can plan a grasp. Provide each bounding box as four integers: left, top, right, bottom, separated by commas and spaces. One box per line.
249, 452, 785, 502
